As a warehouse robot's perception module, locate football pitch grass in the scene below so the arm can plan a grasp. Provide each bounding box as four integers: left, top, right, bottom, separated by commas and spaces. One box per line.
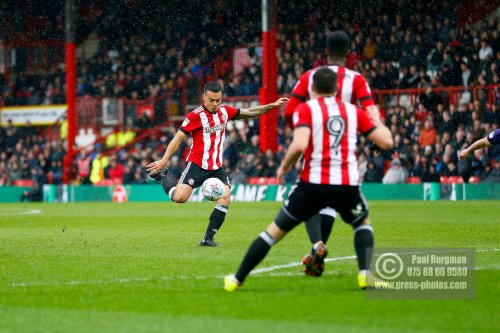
0, 201, 498, 333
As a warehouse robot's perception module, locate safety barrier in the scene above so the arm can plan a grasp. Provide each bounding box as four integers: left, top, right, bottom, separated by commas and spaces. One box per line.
1, 183, 498, 203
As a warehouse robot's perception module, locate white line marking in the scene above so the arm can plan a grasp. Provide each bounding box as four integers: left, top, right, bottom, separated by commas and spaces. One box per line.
261, 270, 345, 278
0, 209, 42, 216
8, 256, 356, 287
251, 255, 356, 274
10, 275, 219, 287
475, 266, 500, 270
6, 250, 500, 288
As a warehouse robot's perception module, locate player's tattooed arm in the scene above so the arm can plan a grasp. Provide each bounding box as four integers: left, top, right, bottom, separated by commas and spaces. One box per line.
236, 97, 289, 119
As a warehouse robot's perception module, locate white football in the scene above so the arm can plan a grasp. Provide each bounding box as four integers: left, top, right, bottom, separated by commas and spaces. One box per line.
201, 177, 225, 201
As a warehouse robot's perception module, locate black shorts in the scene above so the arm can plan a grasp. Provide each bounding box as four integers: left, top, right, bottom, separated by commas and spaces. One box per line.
277, 181, 368, 231
178, 161, 231, 189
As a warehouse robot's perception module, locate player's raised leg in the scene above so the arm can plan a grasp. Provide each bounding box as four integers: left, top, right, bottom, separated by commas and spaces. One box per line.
156, 171, 179, 199
147, 161, 174, 196
149, 168, 191, 203
168, 183, 193, 203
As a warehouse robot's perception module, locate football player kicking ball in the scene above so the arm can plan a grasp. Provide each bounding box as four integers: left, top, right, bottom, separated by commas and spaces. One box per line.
146, 81, 288, 247
224, 68, 393, 291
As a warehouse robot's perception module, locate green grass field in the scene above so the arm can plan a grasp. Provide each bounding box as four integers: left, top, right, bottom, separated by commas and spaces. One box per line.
0, 201, 498, 333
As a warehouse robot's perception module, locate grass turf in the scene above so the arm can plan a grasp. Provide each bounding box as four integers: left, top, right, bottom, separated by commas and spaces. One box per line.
0, 201, 498, 333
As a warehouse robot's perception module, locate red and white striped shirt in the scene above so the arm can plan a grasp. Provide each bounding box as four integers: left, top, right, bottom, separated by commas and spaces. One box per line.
293, 97, 375, 186
284, 65, 374, 125
180, 104, 240, 170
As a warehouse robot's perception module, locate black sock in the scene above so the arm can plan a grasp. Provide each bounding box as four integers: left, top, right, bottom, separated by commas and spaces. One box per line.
161, 176, 178, 198
353, 225, 374, 271
235, 232, 275, 283
305, 214, 322, 244
203, 205, 227, 240
320, 214, 335, 244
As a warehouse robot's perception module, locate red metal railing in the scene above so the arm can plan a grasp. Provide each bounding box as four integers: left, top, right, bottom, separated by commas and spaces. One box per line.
374, 84, 500, 109
12, 83, 500, 147
35, 83, 500, 156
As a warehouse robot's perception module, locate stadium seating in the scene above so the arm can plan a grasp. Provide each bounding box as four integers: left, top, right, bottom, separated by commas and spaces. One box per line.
468, 176, 481, 184
247, 177, 280, 185
440, 176, 464, 184
93, 179, 122, 186
406, 176, 422, 184
12, 179, 35, 187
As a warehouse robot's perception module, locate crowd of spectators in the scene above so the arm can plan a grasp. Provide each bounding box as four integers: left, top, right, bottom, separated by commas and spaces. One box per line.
229, 0, 500, 184
0, 120, 65, 200
1, 0, 500, 195
4, 89, 499, 193
1, 0, 261, 123
220, 0, 499, 97
359, 101, 500, 184
2, 1, 499, 105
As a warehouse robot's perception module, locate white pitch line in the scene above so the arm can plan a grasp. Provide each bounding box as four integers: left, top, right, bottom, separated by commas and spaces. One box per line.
9, 256, 356, 288
7, 250, 500, 288
475, 266, 500, 270
259, 270, 345, 278
10, 275, 219, 287
251, 255, 356, 274
0, 209, 42, 216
